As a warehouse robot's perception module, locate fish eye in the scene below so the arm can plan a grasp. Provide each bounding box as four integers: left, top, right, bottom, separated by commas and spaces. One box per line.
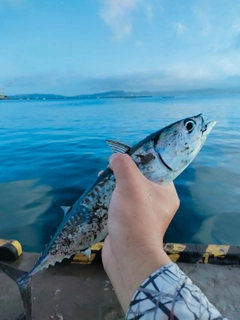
184, 119, 196, 133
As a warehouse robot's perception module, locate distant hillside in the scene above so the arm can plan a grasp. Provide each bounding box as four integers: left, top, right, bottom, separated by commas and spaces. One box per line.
73, 90, 153, 99
7, 88, 240, 100
8, 91, 153, 100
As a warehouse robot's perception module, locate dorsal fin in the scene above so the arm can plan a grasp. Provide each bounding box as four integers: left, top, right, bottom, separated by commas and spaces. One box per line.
106, 140, 131, 154
60, 206, 72, 216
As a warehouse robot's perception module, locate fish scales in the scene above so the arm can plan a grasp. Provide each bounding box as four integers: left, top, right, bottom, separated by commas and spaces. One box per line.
0, 114, 216, 320
31, 175, 115, 275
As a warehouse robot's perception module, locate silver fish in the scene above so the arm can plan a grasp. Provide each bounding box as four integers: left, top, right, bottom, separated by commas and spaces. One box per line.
0, 114, 216, 320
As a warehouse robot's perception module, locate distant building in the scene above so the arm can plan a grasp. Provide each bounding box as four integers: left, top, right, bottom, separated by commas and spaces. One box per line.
0, 94, 8, 100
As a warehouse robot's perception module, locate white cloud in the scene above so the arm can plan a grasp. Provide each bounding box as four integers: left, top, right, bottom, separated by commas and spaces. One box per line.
232, 22, 240, 33
215, 55, 240, 76
5, 62, 240, 96
169, 65, 211, 80
135, 40, 144, 47
144, 3, 153, 21
99, 0, 140, 41
192, 6, 211, 36
99, 0, 162, 41
173, 22, 187, 35
143, 0, 163, 21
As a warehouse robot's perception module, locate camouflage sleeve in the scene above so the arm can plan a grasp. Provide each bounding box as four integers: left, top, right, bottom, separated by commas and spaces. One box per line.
126, 263, 228, 320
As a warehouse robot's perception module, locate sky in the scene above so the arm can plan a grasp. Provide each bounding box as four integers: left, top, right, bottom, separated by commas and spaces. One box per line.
1, 0, 240, 95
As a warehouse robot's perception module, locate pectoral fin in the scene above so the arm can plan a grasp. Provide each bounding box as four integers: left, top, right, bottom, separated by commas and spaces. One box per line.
106, 140, 130, 154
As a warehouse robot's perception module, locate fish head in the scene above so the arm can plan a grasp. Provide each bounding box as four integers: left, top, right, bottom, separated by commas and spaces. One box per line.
154, 114, 216, 176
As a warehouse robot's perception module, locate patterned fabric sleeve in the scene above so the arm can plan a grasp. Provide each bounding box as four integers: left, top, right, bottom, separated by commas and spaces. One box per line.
126, 263, 228, 320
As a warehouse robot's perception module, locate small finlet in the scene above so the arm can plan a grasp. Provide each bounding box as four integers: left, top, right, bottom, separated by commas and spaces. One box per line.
82, 248, 92, 259
60, 206, 72, 216
106, 140, 130, 154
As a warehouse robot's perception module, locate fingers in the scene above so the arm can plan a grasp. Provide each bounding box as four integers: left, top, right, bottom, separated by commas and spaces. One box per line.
109, 154, 143, 190
107, 153, 180, 213
109, 154, 136, 178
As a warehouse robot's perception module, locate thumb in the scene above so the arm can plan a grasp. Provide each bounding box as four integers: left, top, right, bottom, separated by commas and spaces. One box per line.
109, 154, 142, 190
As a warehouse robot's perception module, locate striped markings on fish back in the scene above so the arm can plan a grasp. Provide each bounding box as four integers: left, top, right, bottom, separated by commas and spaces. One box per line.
29, 179, 112, 275
70, 176, 115, 244
83, 177, 110, 206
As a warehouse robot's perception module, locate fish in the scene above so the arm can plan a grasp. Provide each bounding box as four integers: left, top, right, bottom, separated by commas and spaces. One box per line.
0, 114, 216, 320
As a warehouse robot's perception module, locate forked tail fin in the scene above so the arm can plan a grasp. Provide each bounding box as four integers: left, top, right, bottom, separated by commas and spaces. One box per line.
0, 261, 32, 320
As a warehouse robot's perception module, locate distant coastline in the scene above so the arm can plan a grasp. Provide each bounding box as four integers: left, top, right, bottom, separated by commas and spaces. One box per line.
7, 91, 153, 101
0, 94, 8, 100
3, 88, 240, 101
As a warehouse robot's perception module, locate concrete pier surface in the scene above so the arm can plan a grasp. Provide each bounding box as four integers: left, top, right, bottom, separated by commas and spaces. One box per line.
0, 252, 240, 320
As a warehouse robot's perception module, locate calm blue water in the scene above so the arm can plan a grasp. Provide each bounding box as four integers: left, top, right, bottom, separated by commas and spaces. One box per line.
0, 95, 240, 252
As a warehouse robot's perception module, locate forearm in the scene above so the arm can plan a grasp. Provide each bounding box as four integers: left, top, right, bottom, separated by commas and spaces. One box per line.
104, 243, 171, 313
126, 263, 227, 320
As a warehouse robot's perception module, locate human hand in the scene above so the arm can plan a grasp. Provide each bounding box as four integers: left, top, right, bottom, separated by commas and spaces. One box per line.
102, 154, 180, 312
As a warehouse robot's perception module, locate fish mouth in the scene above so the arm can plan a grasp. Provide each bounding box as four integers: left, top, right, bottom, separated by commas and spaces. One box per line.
202, 120, 217, 136
190, 114, 216, 137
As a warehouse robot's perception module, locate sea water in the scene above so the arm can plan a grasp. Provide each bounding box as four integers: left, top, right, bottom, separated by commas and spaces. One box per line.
0, 94, 239, 252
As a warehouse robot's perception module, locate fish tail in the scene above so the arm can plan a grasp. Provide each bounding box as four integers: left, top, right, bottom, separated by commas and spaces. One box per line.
0, 261, 32, 320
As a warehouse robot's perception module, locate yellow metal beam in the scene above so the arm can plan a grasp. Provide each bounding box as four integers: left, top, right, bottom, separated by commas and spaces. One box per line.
164, 243, 186, 263
202, 245, 230, 263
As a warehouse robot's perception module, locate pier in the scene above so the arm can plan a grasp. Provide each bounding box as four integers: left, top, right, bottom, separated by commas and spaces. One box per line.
1, 243, 240, 319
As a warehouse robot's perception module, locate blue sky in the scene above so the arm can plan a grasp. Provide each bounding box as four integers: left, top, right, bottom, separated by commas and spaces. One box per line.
1, 0, 240, 95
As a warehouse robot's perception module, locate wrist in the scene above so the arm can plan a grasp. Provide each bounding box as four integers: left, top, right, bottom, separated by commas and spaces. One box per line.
104, 244, 171, 313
